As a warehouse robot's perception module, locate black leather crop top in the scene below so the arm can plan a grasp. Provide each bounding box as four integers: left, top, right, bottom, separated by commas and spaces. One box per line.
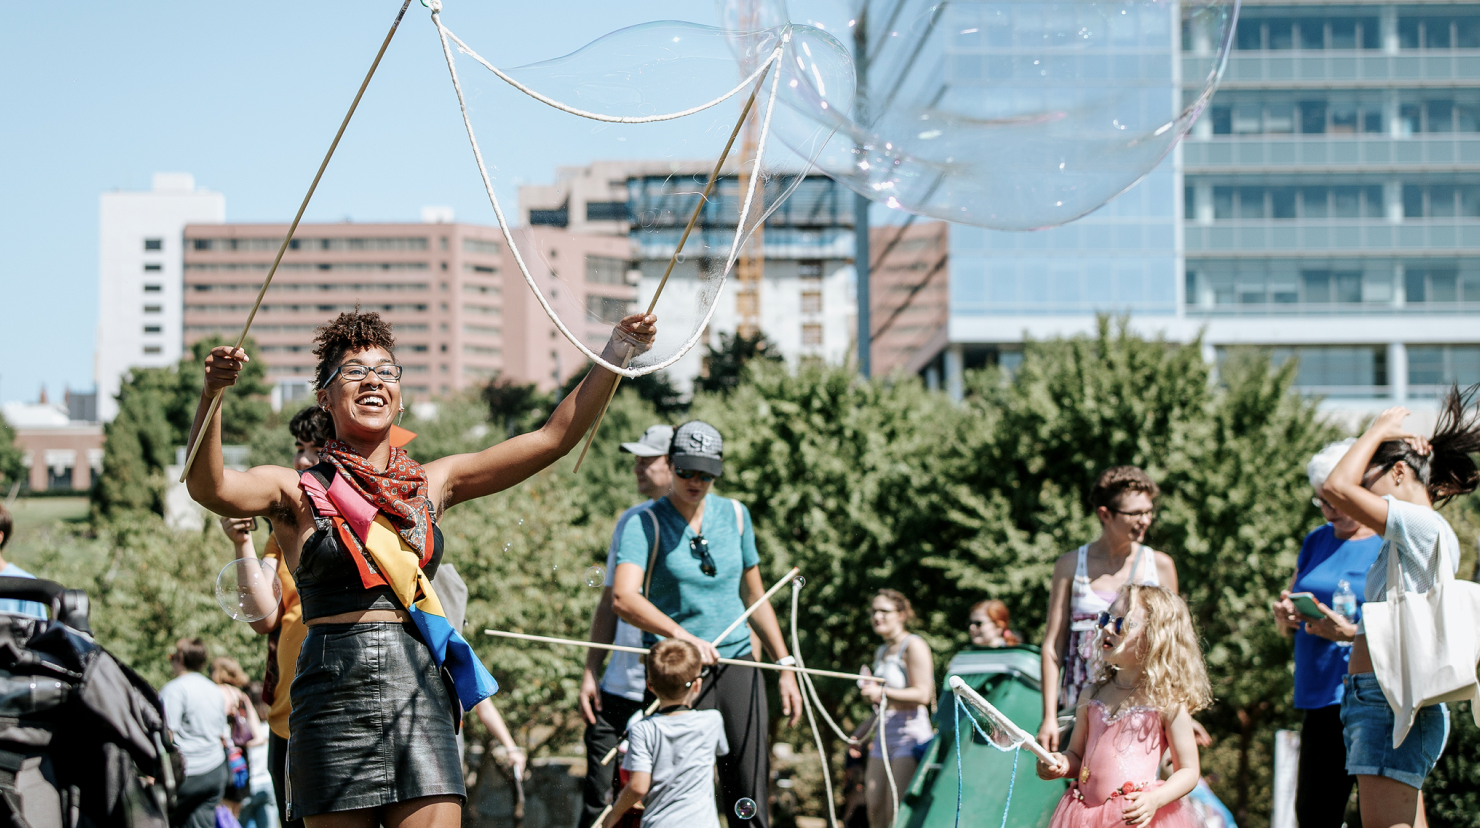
294, 464, 445, 621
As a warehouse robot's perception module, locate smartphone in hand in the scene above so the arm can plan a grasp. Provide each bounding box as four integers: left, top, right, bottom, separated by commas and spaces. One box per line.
1288, 592, 1325, 620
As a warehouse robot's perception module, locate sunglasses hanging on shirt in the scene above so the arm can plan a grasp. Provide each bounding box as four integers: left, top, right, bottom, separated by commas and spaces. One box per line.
690, 535, 717, 577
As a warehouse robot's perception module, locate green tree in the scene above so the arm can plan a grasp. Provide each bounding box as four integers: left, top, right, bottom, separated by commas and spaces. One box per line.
94, 368, 177, 517
696, 331, 783, 395
94, 338, 272, 518
0, 413, 24, 493
484, 378, 552, 438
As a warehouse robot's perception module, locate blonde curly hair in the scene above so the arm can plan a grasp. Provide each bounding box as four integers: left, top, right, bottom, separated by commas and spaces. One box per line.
1091, 584, 1212, 715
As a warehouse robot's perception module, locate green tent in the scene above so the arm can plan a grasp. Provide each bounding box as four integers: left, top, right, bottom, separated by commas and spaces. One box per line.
894, 646, 1065, 828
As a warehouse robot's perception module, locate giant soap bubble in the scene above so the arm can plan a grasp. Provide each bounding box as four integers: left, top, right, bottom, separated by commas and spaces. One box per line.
428, 7, 855, 378
741, 0, 1240, 230
216, 558, 282, 623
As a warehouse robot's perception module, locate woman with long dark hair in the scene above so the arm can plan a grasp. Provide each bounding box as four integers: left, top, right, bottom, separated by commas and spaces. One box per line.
1323, 388, 1480, 828
185, 309, 656, 828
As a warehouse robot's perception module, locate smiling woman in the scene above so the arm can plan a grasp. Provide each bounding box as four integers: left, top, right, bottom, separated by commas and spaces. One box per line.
182, 308, 656, 828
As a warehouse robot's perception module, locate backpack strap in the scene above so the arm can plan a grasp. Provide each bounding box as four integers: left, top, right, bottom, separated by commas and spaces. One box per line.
642, 508, 660, 598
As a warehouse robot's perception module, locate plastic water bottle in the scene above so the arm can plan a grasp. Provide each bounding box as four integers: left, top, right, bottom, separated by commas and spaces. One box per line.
1332, 579, 1358, 649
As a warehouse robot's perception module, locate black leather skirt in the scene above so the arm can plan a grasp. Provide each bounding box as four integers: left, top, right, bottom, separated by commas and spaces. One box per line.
286, 622, 464, 819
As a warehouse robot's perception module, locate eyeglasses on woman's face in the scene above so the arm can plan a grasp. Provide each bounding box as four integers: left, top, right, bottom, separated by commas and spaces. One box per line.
690, 535, 716, 577
871, 607, 899, 617
328, 363, 404, 383
674, 469, 716, 483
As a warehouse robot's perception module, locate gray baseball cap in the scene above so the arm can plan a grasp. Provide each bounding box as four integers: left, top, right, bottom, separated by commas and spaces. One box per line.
620, 424, 674, 457
670, 421, 723, 477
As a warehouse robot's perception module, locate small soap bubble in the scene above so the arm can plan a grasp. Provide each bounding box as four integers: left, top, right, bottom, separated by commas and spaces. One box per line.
585, 566, 606, 587
518, 518, 524, 525
735, 799, 758, 820
215, 559, 282, 623
793, 576, 806, 588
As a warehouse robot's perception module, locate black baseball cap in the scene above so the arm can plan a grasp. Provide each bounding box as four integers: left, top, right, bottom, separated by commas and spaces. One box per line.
669, 420, 723, 478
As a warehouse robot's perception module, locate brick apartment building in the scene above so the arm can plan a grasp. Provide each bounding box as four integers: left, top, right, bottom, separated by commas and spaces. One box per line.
867, 221, 949, 378
181, 221, 634, 402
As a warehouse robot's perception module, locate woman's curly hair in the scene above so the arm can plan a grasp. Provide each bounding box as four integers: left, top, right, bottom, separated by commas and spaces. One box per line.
312, 309, 397, 390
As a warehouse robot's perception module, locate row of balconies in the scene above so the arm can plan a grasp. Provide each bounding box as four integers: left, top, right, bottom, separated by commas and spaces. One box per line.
1185, 220, 1480, 252
1196, 52, 1480, 85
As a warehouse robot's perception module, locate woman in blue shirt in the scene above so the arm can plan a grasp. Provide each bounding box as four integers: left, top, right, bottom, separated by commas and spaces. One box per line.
613, 421, 803, 828
1271, 439, 1382, 828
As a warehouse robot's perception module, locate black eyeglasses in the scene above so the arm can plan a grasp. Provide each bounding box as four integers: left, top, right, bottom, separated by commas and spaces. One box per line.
675, 469, 716, 483
327, 364, 404, 383
1110, 508, 1155, 520
690, 535, 717, 577
1096, 611, 1128, 635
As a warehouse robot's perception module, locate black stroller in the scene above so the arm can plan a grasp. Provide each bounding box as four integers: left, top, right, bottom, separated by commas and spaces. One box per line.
0, 576, 178, 828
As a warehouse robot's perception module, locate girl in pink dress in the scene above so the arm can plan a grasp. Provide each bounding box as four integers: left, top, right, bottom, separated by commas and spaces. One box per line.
1035, 585, 1212, 828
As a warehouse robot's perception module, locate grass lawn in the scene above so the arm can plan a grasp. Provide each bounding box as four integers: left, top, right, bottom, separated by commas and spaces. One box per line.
3, 496, 90, 566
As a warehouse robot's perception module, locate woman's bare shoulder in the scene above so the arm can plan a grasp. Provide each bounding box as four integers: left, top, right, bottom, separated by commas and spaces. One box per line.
1051, 549, 1080, 576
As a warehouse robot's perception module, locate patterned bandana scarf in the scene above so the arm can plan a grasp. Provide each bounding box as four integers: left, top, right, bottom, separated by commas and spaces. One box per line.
321, 439, 434, 558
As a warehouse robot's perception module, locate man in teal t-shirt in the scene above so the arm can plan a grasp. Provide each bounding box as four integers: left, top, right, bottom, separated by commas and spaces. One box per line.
611, 421, 802, 828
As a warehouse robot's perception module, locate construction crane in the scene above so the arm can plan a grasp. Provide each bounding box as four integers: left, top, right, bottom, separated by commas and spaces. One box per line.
734, 0, 764, 339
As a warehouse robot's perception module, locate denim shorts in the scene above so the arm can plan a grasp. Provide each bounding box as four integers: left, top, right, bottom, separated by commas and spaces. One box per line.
1340, 673, 1450, 789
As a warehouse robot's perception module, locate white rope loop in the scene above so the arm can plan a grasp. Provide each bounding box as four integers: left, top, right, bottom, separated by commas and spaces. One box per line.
441, 25, 785, 124
430, 4, 791, 378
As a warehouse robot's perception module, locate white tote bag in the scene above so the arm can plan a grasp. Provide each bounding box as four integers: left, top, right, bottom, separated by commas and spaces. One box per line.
1363, 536, 1480, 747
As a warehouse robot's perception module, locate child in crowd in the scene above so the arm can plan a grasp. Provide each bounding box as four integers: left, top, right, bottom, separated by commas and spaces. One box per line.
603, 639, 729, 828
1036, 585, 1211, 828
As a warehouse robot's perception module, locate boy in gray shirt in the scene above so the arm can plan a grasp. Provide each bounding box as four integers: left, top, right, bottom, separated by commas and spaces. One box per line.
604, 639, 729, 828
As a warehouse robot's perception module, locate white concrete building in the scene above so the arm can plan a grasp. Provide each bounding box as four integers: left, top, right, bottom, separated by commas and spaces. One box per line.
96, 173, 224, 421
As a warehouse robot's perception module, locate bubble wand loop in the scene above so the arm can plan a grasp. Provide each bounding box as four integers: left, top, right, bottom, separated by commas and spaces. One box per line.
947, 675, 1055, 764
179, 0, 416, 483
570, 70, 768, 474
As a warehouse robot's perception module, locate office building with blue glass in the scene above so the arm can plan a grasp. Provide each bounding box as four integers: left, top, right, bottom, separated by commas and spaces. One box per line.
929, 1, 1480, 420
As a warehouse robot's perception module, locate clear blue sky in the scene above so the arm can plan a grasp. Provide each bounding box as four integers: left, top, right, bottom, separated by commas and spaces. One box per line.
0, 1, 747, 406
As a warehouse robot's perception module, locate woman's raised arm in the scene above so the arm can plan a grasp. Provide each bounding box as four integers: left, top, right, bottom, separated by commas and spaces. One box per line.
430, 314, 656, 509
184, 346, 300, 517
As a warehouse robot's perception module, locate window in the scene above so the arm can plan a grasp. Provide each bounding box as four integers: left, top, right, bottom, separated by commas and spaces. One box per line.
586, 256, 628, 285
144, 263, 162, 273
1409, 346, 1480, 392
463, 344, 501, 357
798, 260, 824, 279
144, 284, 162, 293
801, 323, 824, 346
1404, 266, 1480, 303
143, 325, 161, 334
143, 305, 162, 314
585, 294, 630, 323
144, 239, 162, 251
464, 324, 501, 336
143, 345, 163, 355
801, 291, 823, 314
1269, 346, 1388, 394
463, 283, 499, 296
530, 207, 569, 227
1403, 185, 1480, 218
465, 264, 498, 275
585, 201, 628, 222
463, 238, 500, 255
1184, 187, 1197, 220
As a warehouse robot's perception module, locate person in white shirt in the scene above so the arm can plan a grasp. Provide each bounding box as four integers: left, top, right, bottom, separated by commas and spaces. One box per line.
0, 503, 52, 619
1324, 392, 1480, 828
575, 424, 673, 828
159, 638, 229, 828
